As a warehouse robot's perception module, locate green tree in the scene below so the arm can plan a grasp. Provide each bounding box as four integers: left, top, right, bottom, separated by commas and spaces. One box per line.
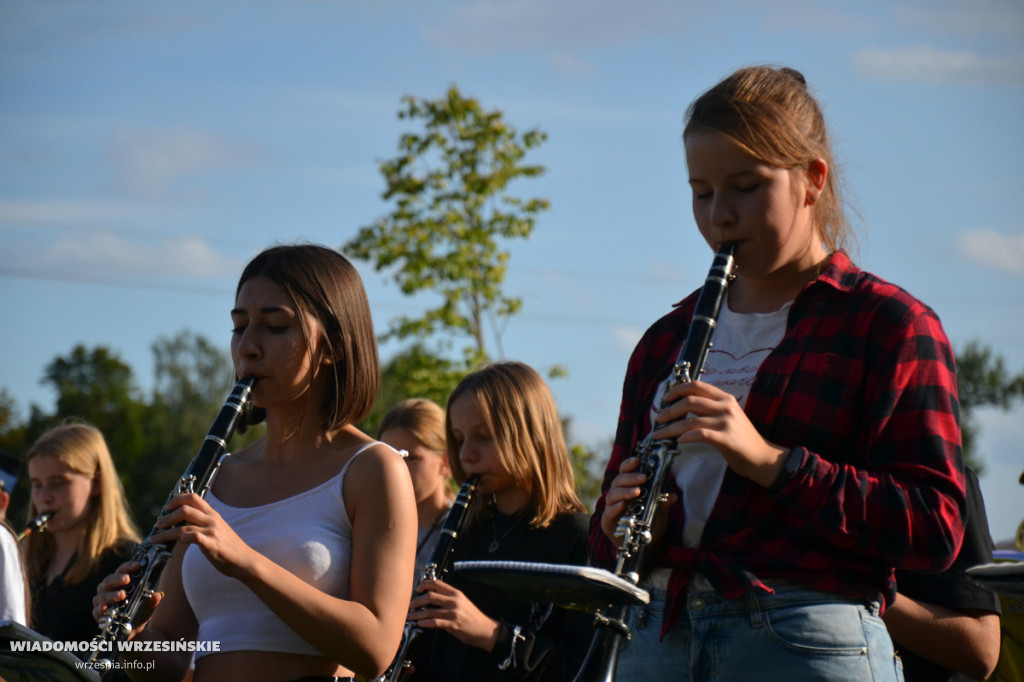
134, 330, 261, 518
340, 87, 611, 502
359, 343, 461, 438
29, 345, 148, 489
0, 389, 26, 458
344, 84, 550, 369
955, 340, 1024, 474
2, 334, 261, 525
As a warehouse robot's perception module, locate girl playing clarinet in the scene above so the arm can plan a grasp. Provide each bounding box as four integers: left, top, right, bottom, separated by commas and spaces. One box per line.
405, 361, 592, 681
592, 65, 966, 681
93, 243, 417, 682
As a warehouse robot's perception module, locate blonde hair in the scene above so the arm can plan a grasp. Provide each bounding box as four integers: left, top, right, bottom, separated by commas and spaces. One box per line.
684, 65, 852, 254
377, 398, 447, 454
25, 421, 139, 585
378, 398, 453, 502
446, 362, 584, 528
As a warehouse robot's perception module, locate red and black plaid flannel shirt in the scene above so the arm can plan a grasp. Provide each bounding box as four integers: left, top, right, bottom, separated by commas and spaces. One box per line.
590, 251, 967, 637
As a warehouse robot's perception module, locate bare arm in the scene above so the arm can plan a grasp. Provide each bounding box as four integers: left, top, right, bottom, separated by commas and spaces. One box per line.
236, 445, 417, 676
150, 444, 417, 679
883, 591, 1001, 680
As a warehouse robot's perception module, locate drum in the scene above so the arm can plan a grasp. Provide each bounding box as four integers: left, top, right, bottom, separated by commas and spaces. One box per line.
452, 560, 649, 613
967, 550, 1024, 682
965, 551, 1024, 597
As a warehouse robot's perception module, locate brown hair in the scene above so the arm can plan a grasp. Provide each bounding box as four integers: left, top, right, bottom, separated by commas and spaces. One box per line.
684, 65, 852, 253
238, 244, 380, 429
446, 362, 584, 528
25, 421, 139, 585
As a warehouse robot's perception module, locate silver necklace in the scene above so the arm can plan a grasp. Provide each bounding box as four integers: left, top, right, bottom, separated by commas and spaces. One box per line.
488, 507, 524, 553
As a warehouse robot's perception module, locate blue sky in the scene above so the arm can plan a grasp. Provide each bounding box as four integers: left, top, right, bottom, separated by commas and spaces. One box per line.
1, 0, 1022, 541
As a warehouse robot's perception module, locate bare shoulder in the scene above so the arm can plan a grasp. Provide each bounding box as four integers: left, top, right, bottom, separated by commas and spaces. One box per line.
342, 440, 414, 515
344, 440, 410, 487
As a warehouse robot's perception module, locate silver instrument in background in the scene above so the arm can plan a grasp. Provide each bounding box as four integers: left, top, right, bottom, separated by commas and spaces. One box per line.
17, 512, 54, 542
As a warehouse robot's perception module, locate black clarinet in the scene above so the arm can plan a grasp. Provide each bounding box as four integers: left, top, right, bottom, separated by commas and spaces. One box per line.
574, 243, 737, 682
88, 376, 258, 670
377, 474, 480, 682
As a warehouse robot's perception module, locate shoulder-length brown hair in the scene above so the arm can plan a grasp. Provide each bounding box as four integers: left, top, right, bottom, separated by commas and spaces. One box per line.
25, 421, 139, 585
446, 362, 584, 528
238, 243, 380, 429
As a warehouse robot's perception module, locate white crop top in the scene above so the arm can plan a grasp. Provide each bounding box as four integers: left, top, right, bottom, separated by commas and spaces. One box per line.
181, 442, 382, 658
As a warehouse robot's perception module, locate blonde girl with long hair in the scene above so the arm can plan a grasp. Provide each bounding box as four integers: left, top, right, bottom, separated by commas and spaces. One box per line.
25, 421, 139, 646
404, 361, 592, 682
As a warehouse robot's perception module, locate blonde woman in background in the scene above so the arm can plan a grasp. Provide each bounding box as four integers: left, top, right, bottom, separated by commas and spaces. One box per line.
25, 421, 139, 648
378, 398, 455, 581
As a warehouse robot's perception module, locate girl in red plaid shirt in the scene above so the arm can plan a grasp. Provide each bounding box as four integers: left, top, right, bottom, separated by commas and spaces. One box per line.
591, 65, 967, 681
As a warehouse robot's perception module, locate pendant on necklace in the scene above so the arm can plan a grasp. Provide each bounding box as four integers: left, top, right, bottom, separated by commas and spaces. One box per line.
488, 540, 500, 553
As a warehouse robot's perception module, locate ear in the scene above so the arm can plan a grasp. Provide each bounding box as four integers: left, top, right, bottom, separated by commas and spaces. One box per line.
804, 158, 828, 205
91, 471, 102, 497
318, 337, 337, 366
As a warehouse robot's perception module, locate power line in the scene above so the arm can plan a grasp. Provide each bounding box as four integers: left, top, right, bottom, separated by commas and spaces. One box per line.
3, 267, 1024, 341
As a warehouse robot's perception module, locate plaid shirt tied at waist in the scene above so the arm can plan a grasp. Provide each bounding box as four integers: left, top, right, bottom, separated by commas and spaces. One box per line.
590, 251, 966, 638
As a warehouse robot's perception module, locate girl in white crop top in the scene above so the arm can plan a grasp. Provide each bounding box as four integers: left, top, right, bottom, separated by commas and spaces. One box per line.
93, 244, 417, 682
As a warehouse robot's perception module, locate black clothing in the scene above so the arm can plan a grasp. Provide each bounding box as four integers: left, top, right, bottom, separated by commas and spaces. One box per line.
30, 540, 136, 657
893, 469, 1001, 682
409, 509, 592, 681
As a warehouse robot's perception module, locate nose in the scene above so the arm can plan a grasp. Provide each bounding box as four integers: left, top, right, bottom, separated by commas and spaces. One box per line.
710, 195, 736, 229
34, 486, 53, 506
234, 326, 262, 362
458, 441, 478, 467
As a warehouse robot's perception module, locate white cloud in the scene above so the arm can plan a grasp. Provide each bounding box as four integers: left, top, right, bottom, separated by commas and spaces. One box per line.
957, 230, 1024, 275
33, 230, 237, 279
106, 128, 267, 200
852, 45, 1024, 85
895, 1, 1024, 38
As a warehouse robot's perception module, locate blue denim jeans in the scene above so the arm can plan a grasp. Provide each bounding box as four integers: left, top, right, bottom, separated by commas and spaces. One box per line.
614, 582, 903, 682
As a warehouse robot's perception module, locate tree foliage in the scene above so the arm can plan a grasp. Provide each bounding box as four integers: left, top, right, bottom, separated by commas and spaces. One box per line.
344, 84, 550, 367
1, 336, 1021, 521
133, 331, 262, 518
955, 339, 1024, 474
36, 345, 148, 487
1, 333, 261, 526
